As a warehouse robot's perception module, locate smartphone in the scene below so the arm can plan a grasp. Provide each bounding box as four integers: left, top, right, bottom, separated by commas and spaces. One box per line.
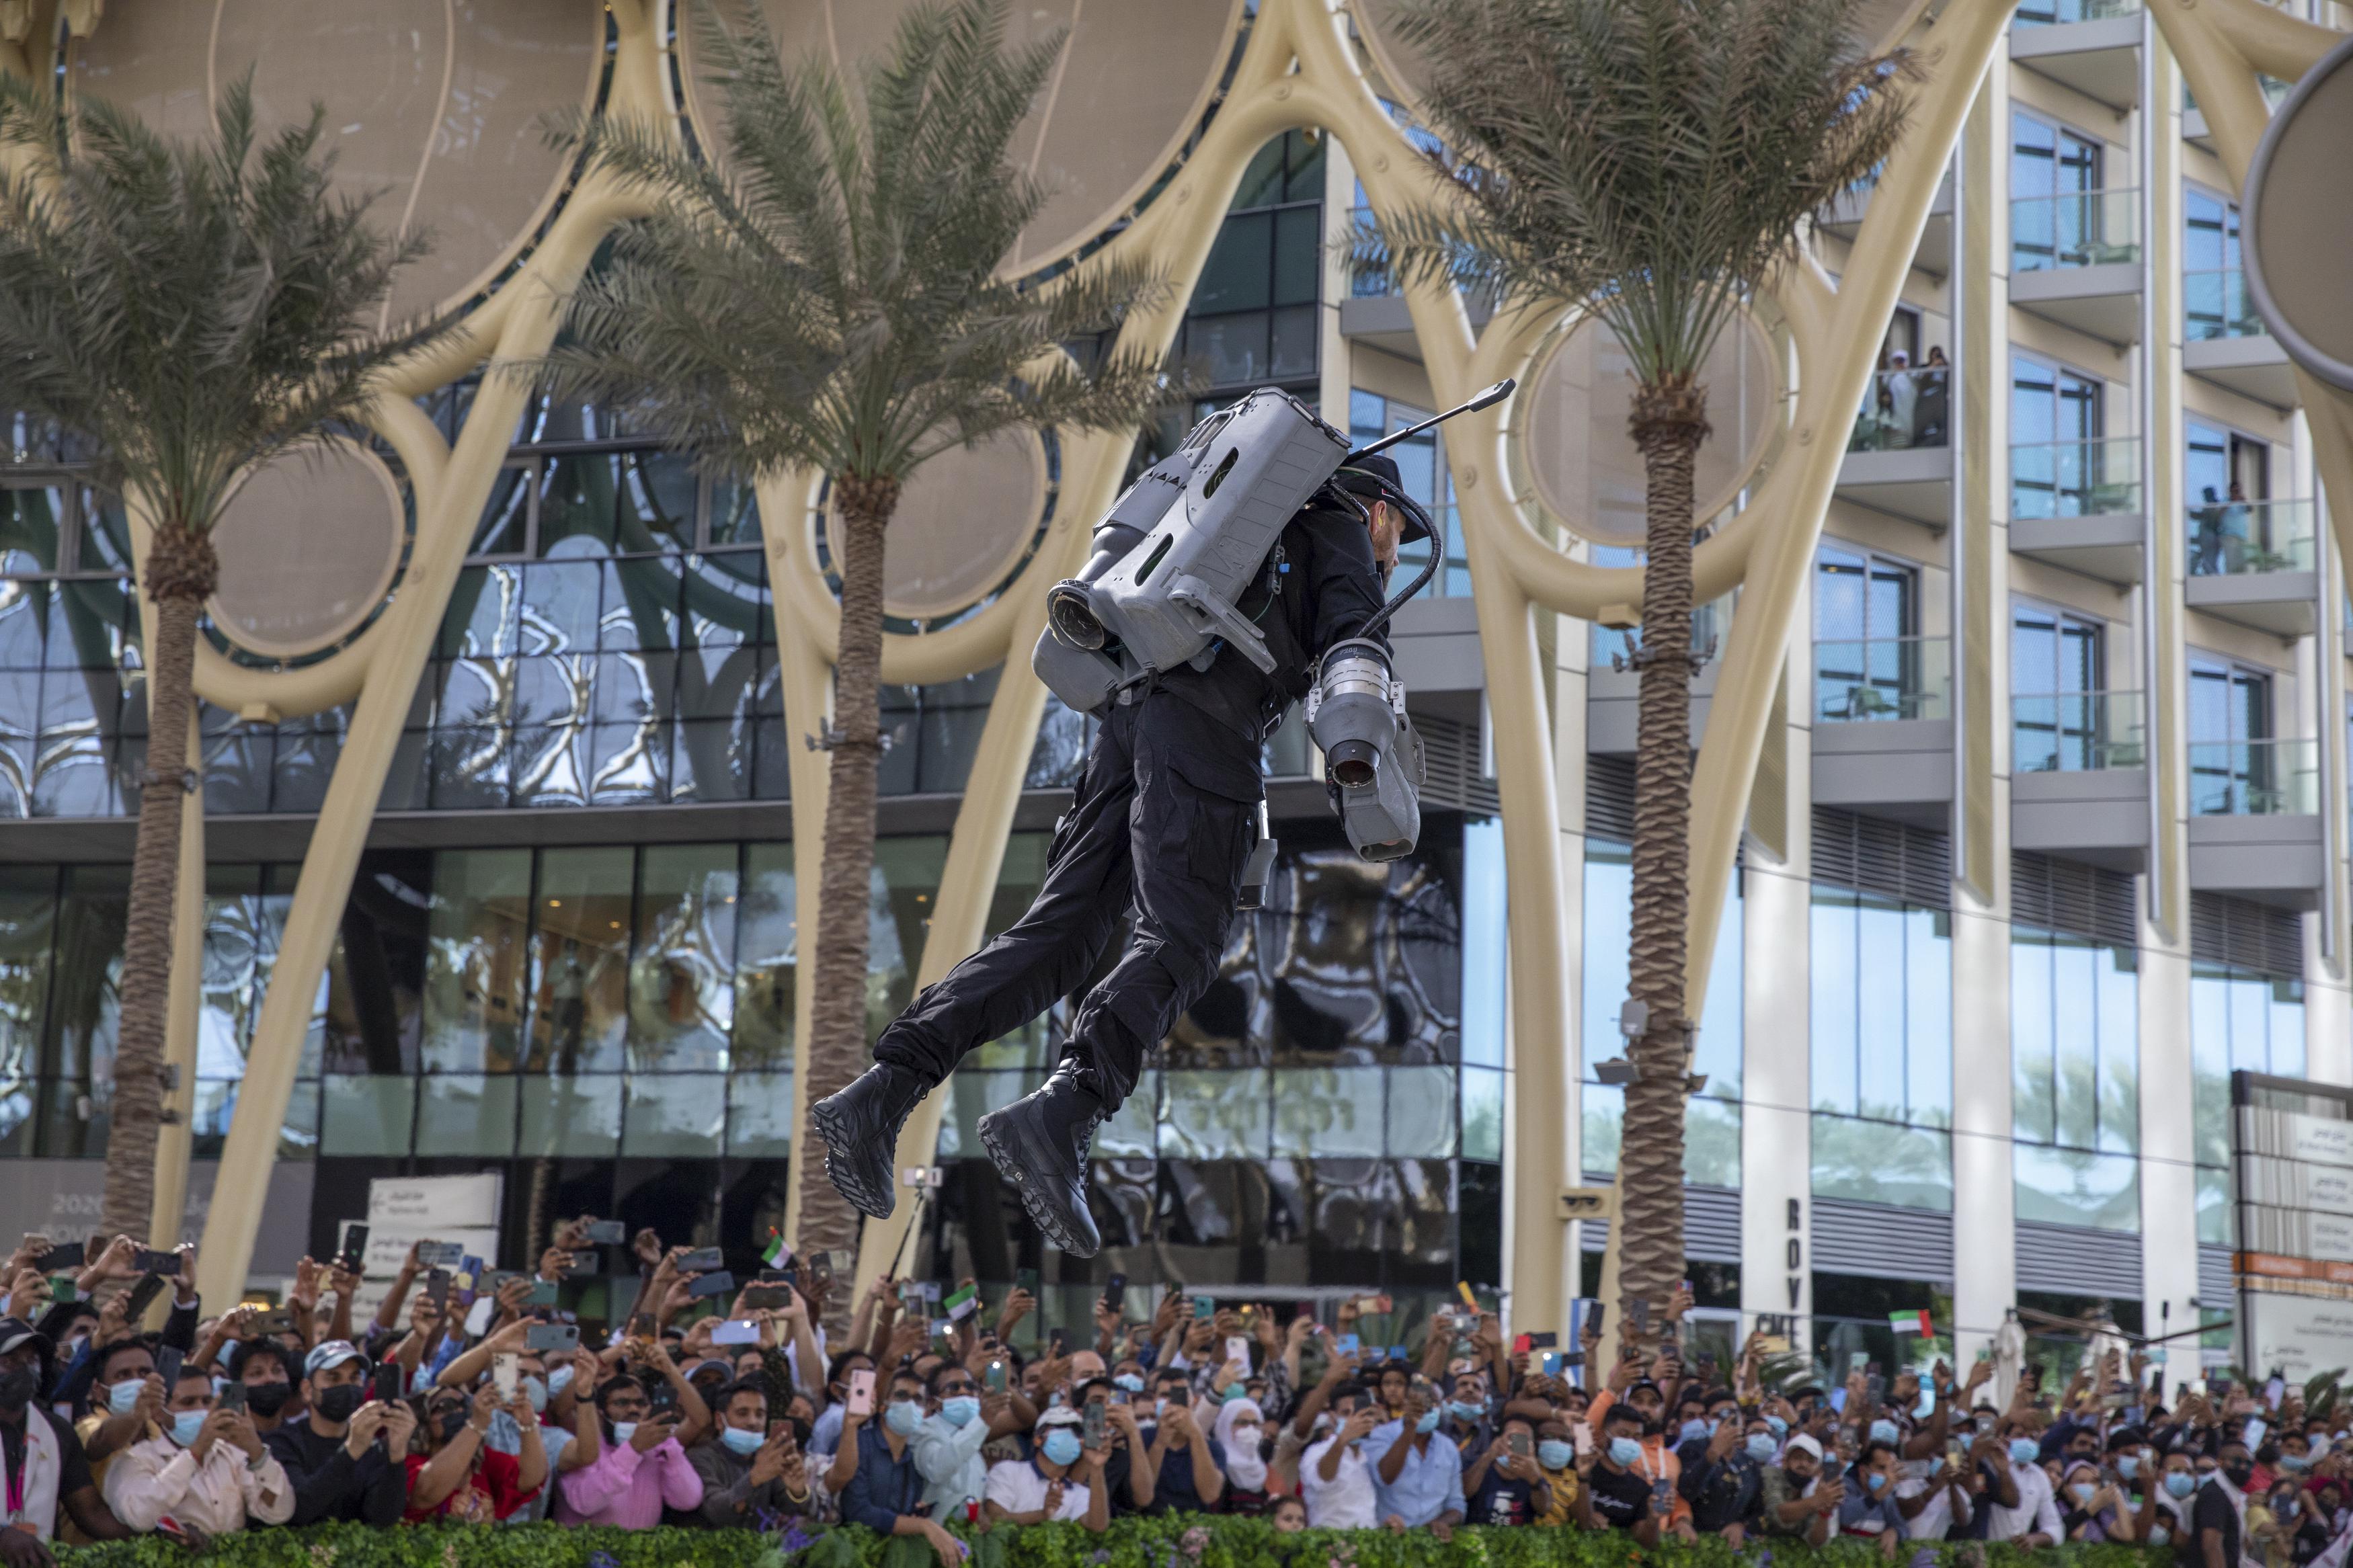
252, 1309, 293, 1336
713, 1319, 762, 1346
1542, 1352, 1564, 1378
153, 1344, 184, 1391
1225, 1335, 1252, 1369
425, 1268, 452, 1311
1866, 1373, 1886, 1407
1016, 1267, 1041, 1299
1527, 1331, 1558, 1350
2244, 1417, 2268, 1449
583, 1220, 627, 1245
2264, 1374, 2285, 1409
848, 1369, 875, 1417
526, 1323, 580, 1355
372, 1363, 405, 1405
336, 1223, 369, 1272
567, 1252, 600, 1276
216, 1381, 247, 1416
136, 1247, 183, 1277
1336, 1333, 1361, 1356
1104, 1274, 1126, 1313
1084, 1400, 1107, 1448
738, 1285, 790, 1311
417, 1241, 464, 1269
1848, 1351, 1870, 1374
1193, 1296, 1215, 1321
527, 1280, 559, 1309
1509, 1429, 1531, 1458
1049, 1327, 1068, 1358
493, 1353, 519, 1401
43, 1241, 84, 1272
464, 1296, 496, 1338
685, 1270, 735, 1301
1651, 1478, 1675, 1516
679, 1247, 725, 1273
481, 1270, 520, 1294
1628, 1298, 1651, 1331
986, 1360, 1008, 1394
807, 1251, 835, 1294
1587, 1303, 1606, 1339
123, 1273, 169, 1322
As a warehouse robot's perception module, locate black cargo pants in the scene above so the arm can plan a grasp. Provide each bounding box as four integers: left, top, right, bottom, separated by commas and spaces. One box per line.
870, 686, 1263, 1112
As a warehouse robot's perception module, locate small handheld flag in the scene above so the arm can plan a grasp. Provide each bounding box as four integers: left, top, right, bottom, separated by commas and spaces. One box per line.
1889, 1309, 1933, 1336
762, 1233, 791, 1270
945, 1283, 978, 1321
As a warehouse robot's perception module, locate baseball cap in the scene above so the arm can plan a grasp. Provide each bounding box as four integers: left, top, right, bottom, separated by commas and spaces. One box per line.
1786, 1434, 1825, 1462
1332, 454, 1434, 543
305, 1340, 366, 1376
1037, 1405, 1083, 1428
0, 1318, 51, 1360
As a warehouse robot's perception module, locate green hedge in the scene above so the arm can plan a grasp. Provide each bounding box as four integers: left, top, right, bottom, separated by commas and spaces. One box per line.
50, 1518, 2179, 1568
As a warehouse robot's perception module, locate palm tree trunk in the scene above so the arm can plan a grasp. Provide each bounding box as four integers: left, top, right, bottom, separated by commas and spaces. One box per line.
797, 473, 899, 1325
1618, 380, 1709, 1352
102, 518, 217, 1245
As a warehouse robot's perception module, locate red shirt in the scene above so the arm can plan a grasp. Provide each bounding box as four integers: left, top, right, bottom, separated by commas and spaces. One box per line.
401, 1450, 539, 1522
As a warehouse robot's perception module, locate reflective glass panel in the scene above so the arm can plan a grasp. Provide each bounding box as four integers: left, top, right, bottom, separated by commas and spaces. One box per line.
631, 844, 736, 1071
524, 848, 633, 1073
421, 849, 530, 1073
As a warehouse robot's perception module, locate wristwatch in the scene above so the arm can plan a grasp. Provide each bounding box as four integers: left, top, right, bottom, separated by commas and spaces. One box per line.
245, 1449, 268, 1473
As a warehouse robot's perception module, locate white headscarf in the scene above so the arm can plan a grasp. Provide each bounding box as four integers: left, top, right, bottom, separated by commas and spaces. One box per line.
1215, 1397, 1270, 1492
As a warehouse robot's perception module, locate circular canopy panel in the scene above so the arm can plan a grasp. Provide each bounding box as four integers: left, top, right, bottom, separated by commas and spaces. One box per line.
209, 438, 407, 660
1517, 310, 1780, 548
684, 0, 1242, 276
67, 0, 603, 325
880, 429, 1050, 621
2245, 33, 2353, 392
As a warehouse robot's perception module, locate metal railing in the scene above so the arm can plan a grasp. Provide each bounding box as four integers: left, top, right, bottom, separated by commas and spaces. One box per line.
2016, 0, 2141, 21
2012, 188, 2142, 271
2011, 436, 2142, 519
2185, 496, 2315, 576
2014, 691, 2147, 772
2188, 737, 2319, 817
2185, 267, 2266, 341
1848, 365, 1954, 452
1814, 636, 1950, 723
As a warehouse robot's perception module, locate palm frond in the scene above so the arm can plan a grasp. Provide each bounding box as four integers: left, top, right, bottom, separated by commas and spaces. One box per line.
1362, 0, 1918, 386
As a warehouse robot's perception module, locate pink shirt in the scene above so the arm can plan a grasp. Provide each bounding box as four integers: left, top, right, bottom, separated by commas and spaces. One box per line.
553, 1437, 702, 1528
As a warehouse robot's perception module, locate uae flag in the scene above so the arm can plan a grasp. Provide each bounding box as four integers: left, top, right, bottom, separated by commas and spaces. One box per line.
762, 1233, 791, 1269
1889, 1309, 1933, 1336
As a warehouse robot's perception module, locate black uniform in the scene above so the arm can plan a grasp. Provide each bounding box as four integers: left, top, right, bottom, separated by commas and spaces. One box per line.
871, 499, 1389, 1112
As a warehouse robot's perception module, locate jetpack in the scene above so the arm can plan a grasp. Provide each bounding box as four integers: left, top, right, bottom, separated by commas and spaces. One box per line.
1031, 378, 1516, 864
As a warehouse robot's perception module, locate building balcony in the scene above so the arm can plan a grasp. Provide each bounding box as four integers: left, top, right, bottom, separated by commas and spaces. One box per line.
1585, 607, 1730, 755
2188, 737, 2325, 909
1810, 636, 1953, 822
2011, 0, 2143, 110
2184, 269, 2297, 407
2185, 497, 2316, 636
1837, 366, 1954, 526
2011, 691, 2149, 870
2184, 76, 2288, 152
2009, 437, 2145, 584
1816, 169, 1956, 276
2010, 190, 2144, 344
1336, 288, 1494, 364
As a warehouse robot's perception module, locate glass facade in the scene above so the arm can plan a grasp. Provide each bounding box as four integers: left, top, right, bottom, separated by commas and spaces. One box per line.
1809, 886, 1954, 1210
1180, 130, 1324, 394
2189, 962, 2303, 1243
2010, 927, 2140, 1231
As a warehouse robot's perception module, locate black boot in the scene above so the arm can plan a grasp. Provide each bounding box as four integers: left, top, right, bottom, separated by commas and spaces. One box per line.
809, 1062, 931, 1220
978, 1062, 1105, 1257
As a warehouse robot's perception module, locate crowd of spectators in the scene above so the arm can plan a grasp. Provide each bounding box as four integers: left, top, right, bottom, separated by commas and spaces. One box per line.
1, 1229, 2348, 1568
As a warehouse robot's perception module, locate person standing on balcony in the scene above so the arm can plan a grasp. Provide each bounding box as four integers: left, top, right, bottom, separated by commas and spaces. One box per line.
2194, 487, 2227, 576
1917, 347, 1950, 446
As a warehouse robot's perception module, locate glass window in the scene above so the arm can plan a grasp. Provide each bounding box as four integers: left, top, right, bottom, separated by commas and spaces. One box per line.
1272, 1067, 1385, 1158
416, 1073, 519, 1156
1349, 390, 1468, 597
1810, 1112, 1954, 1210
1810, 880, 1953, 1206
1180, 131, 1322, 395
525, 848, 633, 1073
623, 1072, 726, 1157
420, 849, 531, 1073
519, 1073, 621, 1158
2014, 1143, 2139, 1232
725, 1071, 795, 1157
319, 1075, 417, 1156
631, 844, 736, 1072
2190, 960, 2303, 1219
732, 843, 795, 1071
1160, 1069, 1272, 1159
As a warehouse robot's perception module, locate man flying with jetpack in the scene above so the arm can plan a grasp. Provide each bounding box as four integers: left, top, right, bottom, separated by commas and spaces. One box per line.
812, 380, 1514, 1255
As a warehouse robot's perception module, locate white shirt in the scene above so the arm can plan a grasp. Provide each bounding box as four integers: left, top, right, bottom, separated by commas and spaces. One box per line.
1986, 1460, 2065, 1544
1300, 1435, 1378, 1530
102, 1433, 295, 1536
984, 1458, 1091, 1520
1897, 1462, 1973, 1540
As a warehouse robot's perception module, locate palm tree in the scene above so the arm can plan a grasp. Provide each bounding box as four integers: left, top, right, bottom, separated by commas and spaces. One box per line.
1367, 0, 1913, 1345
0, 77, 442, 1243
530, 0, 1173, 1280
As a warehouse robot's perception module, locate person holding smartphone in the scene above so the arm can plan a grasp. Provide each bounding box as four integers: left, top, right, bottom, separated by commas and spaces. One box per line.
102, 1361, 292, 1536
836, 1366, 963, 1568
261, 1342, 413, 1526
984, 1407, 1110, 1532
688, 1378, 811, 1529
1363, 1378, 1466, 1540
555, 1356, 709, 1528
1465, 1414, 1553, 1526
912, 1362, 1033, 1520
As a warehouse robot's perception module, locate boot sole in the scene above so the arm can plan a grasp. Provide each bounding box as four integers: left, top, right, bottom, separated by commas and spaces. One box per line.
978, 1100, 1100, 1259
809, 1094, 898, 1222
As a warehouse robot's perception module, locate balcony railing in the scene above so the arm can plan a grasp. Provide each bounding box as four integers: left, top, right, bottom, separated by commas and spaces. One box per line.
2186, 497, 2314, 576
2016, 0, 2140, 21
2011, 436, 2142, 519
2013, 690, 2146, 772
2011, 188, 2142, 271
1848, 365, 1954, 452
1814, 636, 1950, 723
2185, 267, 2265, 341
2189, 737, 2318, 816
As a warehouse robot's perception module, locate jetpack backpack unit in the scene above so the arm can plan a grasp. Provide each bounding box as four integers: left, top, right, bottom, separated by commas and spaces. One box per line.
1031, 378, 1516, 867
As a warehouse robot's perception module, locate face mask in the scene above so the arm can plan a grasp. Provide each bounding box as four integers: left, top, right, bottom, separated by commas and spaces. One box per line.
2225, 1462, 2256, 1487
1680, 1419, 1714, 1446
1043, 1430, 1083, 1467
942, 1397, 980, 1429
2069, 1481, 2097, 1504
1540, 1440, 1576, 1471
548, 1365, 576, 1399
1867, 1472, 1888, 1493
521, 1376, 548, 1414
610, 1421, 639, 1446
1450, 1401, 1485, 1423
1233, 1425, 1261, 1449
2118, 1456, 2139, 1481
1870, 1420, 1900, 1446
107, 1378, 145, 1416
169, 1410, 209, 1448
1414, 1407, 1442, 1436
885, 1401, 924, 1438
314, 1385, 365, 1425
1747, 1434, 1779, 1464
2279, 1500, 2301, 1520
721, 1426, 764, 1457
1113, 1374, 1144, 1393
2011, 1439, 2042, 1466
2281, 1454, 2311, 1473
2150, 1526, 2171, 1546
2167, 1472, 2200, 1498
1765, 1415, 1788, 1438
1609, 1438, 1642, 1467
1154, 1399, 1170, 1421
0, 1368, 34, 1413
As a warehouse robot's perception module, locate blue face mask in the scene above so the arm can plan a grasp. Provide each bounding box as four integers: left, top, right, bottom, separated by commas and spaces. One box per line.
2166, 1473, 2199, 1499
1867, 1472, 1888, 1493
1449, 1401, 1485, 1423
2150, 1526, 2172, 1546
2280, 1454, 2311, 1473
1113, 1374, 1144, 1394
1539, 1440, 1575, 1471
942, 1397, 981, 1429
610, 1421, 639, 1446
885, 1400, 924, 1438
169, 1409, 208, 1448
721, 1426, 764, 1457
1221, 1385, 1246, 1403
1414, 1407, 1442, 1436
1870, 1420, 1900, 1446
2011, 1439, 2042, 1466
1747, 1434, 1780, 1464
1765, 1415, 1788, 1438
107, 1380, 144, 1417
2069, 1481, 2097, 1504
485, 1408, 523, 1456
1679, 1419, 1714, 1446
1042, 1430, 1083, 1467
547, 1365, 575, 1399
1609, 1437, 1643, 1467
2118, 1456, 2139, 1481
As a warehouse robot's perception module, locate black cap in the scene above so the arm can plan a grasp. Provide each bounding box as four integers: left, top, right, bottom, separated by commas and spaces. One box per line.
0, 1318, 51, 1361
1333, 454, 1433, 544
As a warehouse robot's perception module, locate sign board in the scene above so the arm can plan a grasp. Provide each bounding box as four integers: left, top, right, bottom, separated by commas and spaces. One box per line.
2243, 1290, 2353, 1384
0, 1159, 315, 1281
349, 1175, 503, 1315
1558, 1186, 1616, 1221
